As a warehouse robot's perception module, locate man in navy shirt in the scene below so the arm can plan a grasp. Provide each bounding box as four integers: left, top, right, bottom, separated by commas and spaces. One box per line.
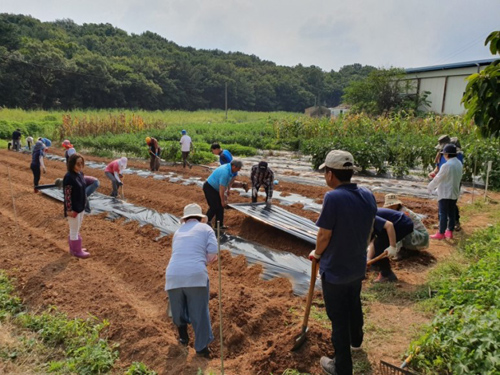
309, 150, 377, 375
369, 208, 414, 282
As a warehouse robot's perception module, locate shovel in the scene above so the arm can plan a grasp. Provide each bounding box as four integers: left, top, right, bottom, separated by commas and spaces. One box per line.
291, 258, 319, 351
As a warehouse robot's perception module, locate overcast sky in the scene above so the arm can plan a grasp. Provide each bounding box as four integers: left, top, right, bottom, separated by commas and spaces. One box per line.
3, 0, 499, 71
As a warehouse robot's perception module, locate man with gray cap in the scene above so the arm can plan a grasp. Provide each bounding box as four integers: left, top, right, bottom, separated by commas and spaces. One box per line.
309, 150, 377, 375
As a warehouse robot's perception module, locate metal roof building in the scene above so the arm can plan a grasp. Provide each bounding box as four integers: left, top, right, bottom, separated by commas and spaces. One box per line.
405, 58, 496, 115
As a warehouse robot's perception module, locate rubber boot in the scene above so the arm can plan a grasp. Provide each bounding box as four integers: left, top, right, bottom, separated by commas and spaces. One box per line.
68, 236, 75, 256
70, 238, 90, 259
78, 235, 89, 255
178, 325, 189, 346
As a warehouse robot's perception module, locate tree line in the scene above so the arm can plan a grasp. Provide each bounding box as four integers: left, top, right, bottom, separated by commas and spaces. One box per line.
0, 14, 376, 112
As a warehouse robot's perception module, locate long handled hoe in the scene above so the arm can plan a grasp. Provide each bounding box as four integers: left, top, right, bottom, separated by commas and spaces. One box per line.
216, 221, 225, 375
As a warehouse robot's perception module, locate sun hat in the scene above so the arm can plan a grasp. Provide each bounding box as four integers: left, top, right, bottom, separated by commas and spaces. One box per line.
67, 148, 76, 157
145, 136, 151, 144
441, 144, 457, 155
181, 130, 187, 134
435, 135, 450, 150
450, 137, 461, 149
258, 161, 268, 170
41, 138, 52, 147
62, 139, 73, 149
181, 203, 206, 221
319, 150, 361, 171
118, 157, 128, 169
383, 193, 403, 208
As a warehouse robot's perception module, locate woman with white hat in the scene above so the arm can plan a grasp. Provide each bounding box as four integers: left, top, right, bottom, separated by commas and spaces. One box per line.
165, 203, 217, 358
104, 157, 127, 198
383, 193, 429, 256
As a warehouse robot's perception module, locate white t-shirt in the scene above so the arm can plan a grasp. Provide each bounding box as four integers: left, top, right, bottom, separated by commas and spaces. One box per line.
179, 135, 192, 152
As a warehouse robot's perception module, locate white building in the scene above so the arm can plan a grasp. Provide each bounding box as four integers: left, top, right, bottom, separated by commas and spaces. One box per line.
405, 59, 495, 115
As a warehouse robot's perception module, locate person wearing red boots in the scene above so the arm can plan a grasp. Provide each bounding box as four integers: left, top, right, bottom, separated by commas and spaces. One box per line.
63, 153, 90, 259
428, 143, 463, 240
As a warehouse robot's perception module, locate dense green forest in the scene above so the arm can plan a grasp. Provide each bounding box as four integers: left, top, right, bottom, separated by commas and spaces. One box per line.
0, 13, 375, 112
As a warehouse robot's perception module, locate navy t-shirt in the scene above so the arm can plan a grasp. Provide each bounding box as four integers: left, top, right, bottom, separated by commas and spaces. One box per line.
316, 184, 377, 284
374, 208, 414, 241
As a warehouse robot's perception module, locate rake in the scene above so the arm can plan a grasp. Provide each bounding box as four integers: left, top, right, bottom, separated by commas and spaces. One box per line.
380, 351, 419, 375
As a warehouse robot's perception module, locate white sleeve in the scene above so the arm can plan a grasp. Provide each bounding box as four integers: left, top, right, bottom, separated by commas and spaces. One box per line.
39, 155, 45, 169
428, 163, 448, 192
114, 171, 122, 183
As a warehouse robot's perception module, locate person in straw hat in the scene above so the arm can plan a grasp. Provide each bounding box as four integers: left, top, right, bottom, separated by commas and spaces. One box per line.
383, 193, 429, 259
164, 203, 217, 358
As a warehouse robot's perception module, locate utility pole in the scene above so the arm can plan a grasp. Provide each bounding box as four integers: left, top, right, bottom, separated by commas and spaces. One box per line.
225, 82, 228, 120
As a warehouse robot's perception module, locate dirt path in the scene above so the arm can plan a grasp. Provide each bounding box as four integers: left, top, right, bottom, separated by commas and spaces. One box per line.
0, 148, 486, 374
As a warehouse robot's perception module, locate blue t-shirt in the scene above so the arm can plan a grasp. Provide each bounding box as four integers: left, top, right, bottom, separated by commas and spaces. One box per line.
207, 163, 233, 191
374, 208, 414, 241
219, 149, 233, 165
438, 152, 464, 169
316, 184, 377, 284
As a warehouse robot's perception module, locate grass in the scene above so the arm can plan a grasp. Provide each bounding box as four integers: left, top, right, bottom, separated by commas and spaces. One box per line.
0, 270, 157, 374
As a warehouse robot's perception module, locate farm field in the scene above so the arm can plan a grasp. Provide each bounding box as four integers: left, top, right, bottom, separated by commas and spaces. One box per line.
1, 146, 498, 375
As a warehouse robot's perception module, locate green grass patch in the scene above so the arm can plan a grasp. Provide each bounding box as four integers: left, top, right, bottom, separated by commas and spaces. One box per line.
0, 270, 157, 374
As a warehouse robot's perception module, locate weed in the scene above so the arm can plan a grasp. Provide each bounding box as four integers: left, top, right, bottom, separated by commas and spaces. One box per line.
125, 361, 158, 375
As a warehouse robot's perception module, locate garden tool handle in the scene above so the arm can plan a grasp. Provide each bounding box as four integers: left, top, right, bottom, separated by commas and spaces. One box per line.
302, 258, 319, 329
367, 250, 388, 266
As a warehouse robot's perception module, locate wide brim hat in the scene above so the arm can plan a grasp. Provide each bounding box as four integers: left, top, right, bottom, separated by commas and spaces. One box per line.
62, 139, 73, 149
383, 193, 403, 208
435, 135, 450, 150
181, 203, 207, 220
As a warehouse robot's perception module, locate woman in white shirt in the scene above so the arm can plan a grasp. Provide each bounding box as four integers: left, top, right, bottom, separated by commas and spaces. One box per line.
165, 203, 217, 358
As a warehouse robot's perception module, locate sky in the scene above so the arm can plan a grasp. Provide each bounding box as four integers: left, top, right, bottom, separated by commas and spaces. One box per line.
3, 0, 499, 72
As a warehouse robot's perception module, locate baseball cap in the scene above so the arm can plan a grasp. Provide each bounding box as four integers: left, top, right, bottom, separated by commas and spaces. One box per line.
181, 130, 187, 134
258, 161, 268, 170
441, 144, 457, 154
319, 150, 361, 171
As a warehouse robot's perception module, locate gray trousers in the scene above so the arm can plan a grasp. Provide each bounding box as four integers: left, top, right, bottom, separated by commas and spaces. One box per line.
167, 283, 213, 351
105, 172, 119, 197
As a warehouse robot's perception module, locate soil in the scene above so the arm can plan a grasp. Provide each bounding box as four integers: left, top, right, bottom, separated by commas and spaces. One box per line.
0, 148, 492, 375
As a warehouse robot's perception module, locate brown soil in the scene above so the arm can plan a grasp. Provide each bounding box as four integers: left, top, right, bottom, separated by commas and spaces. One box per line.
0, 148, 493, 375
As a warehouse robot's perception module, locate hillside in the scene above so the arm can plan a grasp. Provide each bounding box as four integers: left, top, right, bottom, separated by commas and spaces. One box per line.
0, 13, 375, 111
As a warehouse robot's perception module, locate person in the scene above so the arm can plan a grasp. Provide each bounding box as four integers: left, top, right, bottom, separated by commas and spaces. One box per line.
62, 139, 76, 163
31, 138, 50, 193
105, 157, 127, 198
145, 136, 161, 171
83, 176, 100, 213
210, 142, 248, 193
368, 208, 414, 283
251, 161, 274, 205
427, 143, 463, 240
12, 128, 21, 151
210, 143, 232, 165
165, 203, 217, 358
26, 136, 33, 150
203, 159, 243, 230
308, 150, 377, 375
63, 153, 90, 259
179, 130, 193, 169
383, 194, 429, 258
429, 135, 464, 231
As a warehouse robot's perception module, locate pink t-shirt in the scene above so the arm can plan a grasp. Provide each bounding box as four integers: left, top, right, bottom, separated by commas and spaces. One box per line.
105, 160, 120, 174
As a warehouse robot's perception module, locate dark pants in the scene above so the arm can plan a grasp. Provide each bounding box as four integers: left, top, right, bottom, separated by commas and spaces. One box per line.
182, 151, 191, 168
203, 182, 224, 227
374, 225, 413, 277
438, 199, 457, 234
322, 277, 363, 375
30, 164, 41, 188
12, 139, 21, 151
150, 155, 160, 171
251, 183, 271, 203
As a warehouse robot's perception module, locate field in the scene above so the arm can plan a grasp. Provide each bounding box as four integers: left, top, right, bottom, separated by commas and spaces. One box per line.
1, 110, 499, 374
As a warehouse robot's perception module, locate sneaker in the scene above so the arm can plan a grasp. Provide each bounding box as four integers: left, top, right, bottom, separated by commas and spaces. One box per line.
454, 223, 461, 232
178, 325, 189, 346
374, 271, 398, 283
430, 232, 445, 240
320, 356, 337, 375
196, 347, 211, 358
445, 230, 453, 239
351, 345, 362, 352
221, 225, 229, 230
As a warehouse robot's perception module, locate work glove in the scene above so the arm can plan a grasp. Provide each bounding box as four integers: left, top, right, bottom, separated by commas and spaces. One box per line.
309, 250, 321, 261
119, 174, 123, 178
252, 187, 258, 198
42, 167, 47, 174
265, 198, 272, 207
384, 245, 398, 258
117, 181, 123, 186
